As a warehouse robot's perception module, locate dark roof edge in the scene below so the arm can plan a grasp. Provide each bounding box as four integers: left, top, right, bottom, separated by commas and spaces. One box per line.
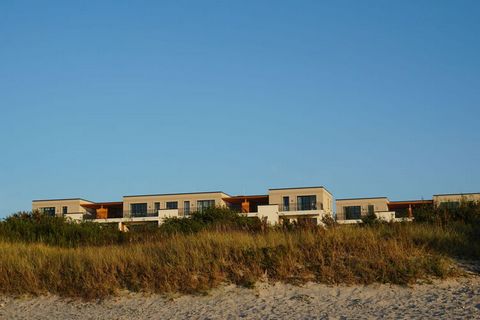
227, 194, 268, 198
389, 199, 433, 203
124, 191, 232, 198
433, 192, 480, 196
32, 198, 94, 203
336, 197, 388, 201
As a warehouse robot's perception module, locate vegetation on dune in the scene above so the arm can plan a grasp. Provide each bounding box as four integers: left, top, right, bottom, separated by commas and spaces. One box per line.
0, 228, 454, 299
0, 208, 262, 247
0, 204, 478, 298
0, 211, 127, 247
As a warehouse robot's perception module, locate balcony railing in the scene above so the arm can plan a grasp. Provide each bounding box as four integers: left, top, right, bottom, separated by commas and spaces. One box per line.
278, 202, 324, 212
123, 210, 159, 218
82, 207, 213, 220
125, 208, 196, 218
337, 210, 389, 221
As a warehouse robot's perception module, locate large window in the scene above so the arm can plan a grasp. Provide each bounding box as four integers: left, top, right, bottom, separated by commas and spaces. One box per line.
166, 201, 178, 209
344, 206, 361, 220
131, 203, 147, 216
368, 205, 374, 214
40, 207, 56, 216
283, 196, 290, 211
197, 200, 215, 212
297, 195, 317, 211
184, 201, 190, 216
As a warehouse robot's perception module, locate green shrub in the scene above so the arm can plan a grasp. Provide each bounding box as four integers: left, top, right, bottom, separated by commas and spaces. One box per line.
159, 217, 206, 234
161, 207, 263, 234
414, 201, 480, 225
321, 214, 336, 227
0, 211, 126, 247
361, 211, 379, 225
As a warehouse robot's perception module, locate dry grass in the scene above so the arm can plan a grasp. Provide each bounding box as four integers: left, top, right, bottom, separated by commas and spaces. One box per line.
0, 226, 455, 299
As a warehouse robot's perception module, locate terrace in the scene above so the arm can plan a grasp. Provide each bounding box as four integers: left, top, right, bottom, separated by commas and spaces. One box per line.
81, 202, 123, 219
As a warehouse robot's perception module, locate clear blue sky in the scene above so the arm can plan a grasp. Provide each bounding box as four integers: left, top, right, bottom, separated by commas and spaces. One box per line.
1, 1, 479, 217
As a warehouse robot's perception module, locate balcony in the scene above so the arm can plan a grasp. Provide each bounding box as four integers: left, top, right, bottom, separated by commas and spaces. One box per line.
278, 202, 323, 212
123, 210, 159, 218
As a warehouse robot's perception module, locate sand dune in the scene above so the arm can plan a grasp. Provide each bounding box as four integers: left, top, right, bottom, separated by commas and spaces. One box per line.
1, 276, 479, 319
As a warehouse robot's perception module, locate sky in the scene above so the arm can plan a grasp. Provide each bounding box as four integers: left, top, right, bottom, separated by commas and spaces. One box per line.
1, 1, 479, 217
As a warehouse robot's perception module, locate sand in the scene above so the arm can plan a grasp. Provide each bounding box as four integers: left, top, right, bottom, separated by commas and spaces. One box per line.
1, 275, 479, 320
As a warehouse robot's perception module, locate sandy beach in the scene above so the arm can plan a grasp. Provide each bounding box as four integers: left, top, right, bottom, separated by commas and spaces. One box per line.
1, 275, 479, 320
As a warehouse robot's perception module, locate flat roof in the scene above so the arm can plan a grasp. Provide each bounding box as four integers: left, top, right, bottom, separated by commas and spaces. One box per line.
227, 194, 268, 198
433, 192, 480, 196
336, 197, 388, 201
124, 191, 232, 198
32, 198, 94, 203
269, 186, 333, 195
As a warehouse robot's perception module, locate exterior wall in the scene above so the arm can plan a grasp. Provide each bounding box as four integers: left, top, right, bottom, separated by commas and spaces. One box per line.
32, 199, 93, 217
123, 192, 230, 217
336, 198, 389, 220
433, 193, 480, 207
257, 205, 280, 225
268, 187, 333, 216
375, 211, 396, 222
158, 209, 180, 224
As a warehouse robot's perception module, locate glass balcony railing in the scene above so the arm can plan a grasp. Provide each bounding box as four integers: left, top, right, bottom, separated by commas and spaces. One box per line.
278, 202, 323, 212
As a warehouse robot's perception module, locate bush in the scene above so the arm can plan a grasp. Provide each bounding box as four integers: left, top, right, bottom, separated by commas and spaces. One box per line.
0, 211, 127, 247
159, 217, 206, 234
414, 201, 480, 225
0, 208, 264, 246
160, 207, 263, 234
321, 214, 336, 227
361, 211, 379, 225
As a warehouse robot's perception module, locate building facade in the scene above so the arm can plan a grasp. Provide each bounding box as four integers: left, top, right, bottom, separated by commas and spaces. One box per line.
433, 193, 480, 209
32, 188, 479, 229
335, 197, 394, 223
31, 186, 334, 229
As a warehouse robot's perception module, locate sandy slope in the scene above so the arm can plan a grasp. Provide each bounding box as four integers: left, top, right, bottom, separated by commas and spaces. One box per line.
1, 276, 479, 319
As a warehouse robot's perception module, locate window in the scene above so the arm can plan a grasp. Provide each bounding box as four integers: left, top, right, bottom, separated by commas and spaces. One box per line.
131, 203, 147, 216
154, 202, 160, 211
297, 195, 317, 211
283, 196, 290, 211
368, 205, 374, 214
40, 207, 56, 216
184, 201, 190, 216
166, 201, 178, 210
197, 200, 215, 212
344, 206, 361, 220
62, 206, 68, 214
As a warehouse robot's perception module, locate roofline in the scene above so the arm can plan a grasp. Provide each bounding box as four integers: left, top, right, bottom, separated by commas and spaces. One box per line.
32, 198, 94, 203
227, 194, 268, 198
336, 197, 388, 201
433, 192, 480, 196
124, 191, 232, 198
389, 200, 433, 203
269, 186, 333, 195
81, 201, 123, 205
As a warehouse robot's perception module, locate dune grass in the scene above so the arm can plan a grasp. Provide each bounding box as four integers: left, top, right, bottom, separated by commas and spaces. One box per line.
1, 207, 478, 299
0, 226, 456, 299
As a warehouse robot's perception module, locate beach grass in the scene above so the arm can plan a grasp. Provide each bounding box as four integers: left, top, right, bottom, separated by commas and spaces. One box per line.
0, 225, 459, 299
